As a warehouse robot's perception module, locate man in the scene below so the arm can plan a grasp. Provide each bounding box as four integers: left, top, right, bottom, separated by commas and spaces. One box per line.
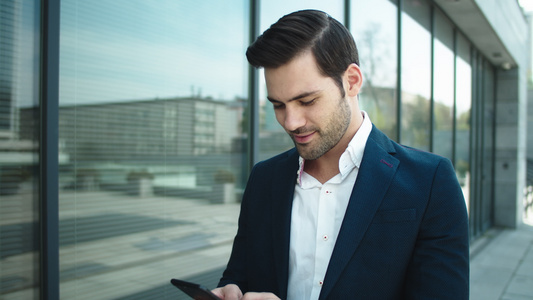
213, 9, 469, 300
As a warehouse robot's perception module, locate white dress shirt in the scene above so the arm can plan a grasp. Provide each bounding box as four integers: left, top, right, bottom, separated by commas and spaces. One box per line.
287, 111, 372, 300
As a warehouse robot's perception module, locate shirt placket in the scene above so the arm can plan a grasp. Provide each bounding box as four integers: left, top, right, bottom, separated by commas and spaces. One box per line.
311, 183, 336, 299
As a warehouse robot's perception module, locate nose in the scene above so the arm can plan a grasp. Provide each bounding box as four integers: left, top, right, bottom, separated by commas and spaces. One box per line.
282, 106, 306, 132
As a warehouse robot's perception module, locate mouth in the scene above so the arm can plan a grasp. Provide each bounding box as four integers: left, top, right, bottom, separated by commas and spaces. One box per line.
293, 132, 316, 144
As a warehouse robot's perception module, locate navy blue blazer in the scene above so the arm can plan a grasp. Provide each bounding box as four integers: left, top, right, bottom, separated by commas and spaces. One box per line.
219, 126, 469, 299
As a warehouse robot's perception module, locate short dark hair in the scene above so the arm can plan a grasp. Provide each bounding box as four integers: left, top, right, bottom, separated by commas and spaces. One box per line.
246, 9, 359, 94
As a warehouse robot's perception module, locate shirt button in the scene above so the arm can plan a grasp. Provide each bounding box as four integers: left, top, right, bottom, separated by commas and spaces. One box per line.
319, 281, 323, 286
323, 235, 329, 241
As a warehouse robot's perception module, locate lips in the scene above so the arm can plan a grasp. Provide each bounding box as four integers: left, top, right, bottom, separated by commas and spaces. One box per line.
293, 132, 315, 144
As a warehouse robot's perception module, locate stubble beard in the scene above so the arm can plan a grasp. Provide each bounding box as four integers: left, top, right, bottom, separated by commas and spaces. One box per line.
291, 97, 352, 161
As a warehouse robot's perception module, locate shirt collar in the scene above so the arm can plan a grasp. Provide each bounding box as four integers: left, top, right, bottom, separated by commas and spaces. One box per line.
296, 111, 372, 186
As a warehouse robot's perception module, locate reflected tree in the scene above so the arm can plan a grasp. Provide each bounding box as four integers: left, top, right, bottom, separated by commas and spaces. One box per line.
358, 22, 397, 140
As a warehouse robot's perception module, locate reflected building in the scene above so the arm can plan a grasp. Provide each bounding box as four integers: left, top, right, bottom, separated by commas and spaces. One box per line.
0, 0, 17, 136
0, 0, 41, 297
0, 0, 39, 173
53, 97, 242, 161
21, 96, 245, 194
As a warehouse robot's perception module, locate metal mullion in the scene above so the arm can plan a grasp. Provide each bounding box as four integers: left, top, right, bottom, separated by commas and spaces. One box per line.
248, 0, 260, 172
452, 28, 457, 166
397, 0, 402, 143
476, 56, 485, 235
468, 47, 477, 238
429, 4, 435, 153
40, 0, 60, 298
473, 52, 484, 237
489, 63, 497, 228
344, 0, 350, 31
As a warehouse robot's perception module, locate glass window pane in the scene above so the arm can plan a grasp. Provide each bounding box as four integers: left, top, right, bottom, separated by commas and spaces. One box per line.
0, 0, 41, 298
260, 1, 344, 30
432, 10, 454, 159
401, 0, 431, 150
455, 33, 472, 213
58, 1, 248, 298
258, 2, 344, 161
351, 0, 398, 141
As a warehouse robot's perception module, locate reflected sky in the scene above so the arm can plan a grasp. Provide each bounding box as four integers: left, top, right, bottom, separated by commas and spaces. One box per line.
351, 0, 398, 90
15, 0, 466, 108
401, 11, 431, 99
260, 1, 344, 30
12, 0, 40, 108
434, 39, 454, 106
59, 0, 248, 105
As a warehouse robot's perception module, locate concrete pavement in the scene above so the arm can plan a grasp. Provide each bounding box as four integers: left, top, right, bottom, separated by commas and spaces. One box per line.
3, 188, 532, 299
470, 217, 533, 300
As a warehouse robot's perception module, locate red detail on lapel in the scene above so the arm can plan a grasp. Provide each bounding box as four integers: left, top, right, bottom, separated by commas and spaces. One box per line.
380, 159, 393, 168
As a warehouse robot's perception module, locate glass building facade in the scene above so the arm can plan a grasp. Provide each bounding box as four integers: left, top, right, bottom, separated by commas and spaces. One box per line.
0, 0, 529, 299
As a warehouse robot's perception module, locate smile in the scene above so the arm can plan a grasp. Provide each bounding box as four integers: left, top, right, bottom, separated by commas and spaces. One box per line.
293, 132, 315, 144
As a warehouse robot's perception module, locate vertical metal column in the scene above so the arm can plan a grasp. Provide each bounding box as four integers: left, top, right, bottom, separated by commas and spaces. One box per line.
396, 0, 402, 143
468, 47, 477, 238
429, 5, 435, 153
40, 0, 60, 298
344, 0, 350, 32
248, 0, 260, 172
452, 28, 458, 166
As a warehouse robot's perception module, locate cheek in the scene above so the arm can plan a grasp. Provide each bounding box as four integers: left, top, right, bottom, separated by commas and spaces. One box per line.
307, 105, 330, 125
274, 109, 285, 126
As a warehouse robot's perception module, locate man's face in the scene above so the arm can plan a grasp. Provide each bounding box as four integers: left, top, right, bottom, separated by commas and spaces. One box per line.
265, 51, 351, 161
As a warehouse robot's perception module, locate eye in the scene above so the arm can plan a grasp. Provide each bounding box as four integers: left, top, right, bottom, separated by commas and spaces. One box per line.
301, 98, 317, 106
272, 103, 285, 110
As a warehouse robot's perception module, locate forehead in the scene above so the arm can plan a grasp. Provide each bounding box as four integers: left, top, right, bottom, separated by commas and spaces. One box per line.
264, 51, 334, 101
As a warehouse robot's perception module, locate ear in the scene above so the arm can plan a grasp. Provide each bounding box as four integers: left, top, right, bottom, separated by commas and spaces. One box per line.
344, 63, 363, 98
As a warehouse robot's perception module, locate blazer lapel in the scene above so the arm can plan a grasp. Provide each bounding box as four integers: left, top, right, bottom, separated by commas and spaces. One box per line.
319, 128, 399, 299
270, 149, 299, 299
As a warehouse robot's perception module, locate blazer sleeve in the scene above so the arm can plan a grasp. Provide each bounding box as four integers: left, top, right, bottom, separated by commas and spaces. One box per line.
216, 165, 258, 292
403, 158, 470, 299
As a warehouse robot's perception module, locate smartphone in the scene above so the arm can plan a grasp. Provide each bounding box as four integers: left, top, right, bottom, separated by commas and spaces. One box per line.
170, 278, 221, 300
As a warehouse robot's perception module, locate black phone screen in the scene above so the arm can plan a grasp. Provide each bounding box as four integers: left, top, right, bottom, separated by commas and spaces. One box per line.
170, 278, 221, 300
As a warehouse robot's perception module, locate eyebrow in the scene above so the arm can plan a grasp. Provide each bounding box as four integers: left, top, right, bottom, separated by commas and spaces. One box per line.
266, 90, 321, 103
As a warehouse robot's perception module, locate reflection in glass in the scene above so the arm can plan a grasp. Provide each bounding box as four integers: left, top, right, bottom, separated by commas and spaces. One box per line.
351, 0, 398, 141
400, 0, 431, 151
0, 0, 41, 298
432, 10, 454, 160
455, 33, 472, 212
258, 1, 344, 161
58, 1, 248, 298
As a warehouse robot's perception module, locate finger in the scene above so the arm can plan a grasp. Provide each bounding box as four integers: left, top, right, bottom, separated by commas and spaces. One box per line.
212, 284, 243, 300
242, 292, 280, 300
211, 288, 224, 298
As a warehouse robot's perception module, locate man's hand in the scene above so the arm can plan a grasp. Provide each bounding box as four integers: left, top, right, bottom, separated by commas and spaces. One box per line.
212, 284, 280, 300
212, 284, 242, 300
